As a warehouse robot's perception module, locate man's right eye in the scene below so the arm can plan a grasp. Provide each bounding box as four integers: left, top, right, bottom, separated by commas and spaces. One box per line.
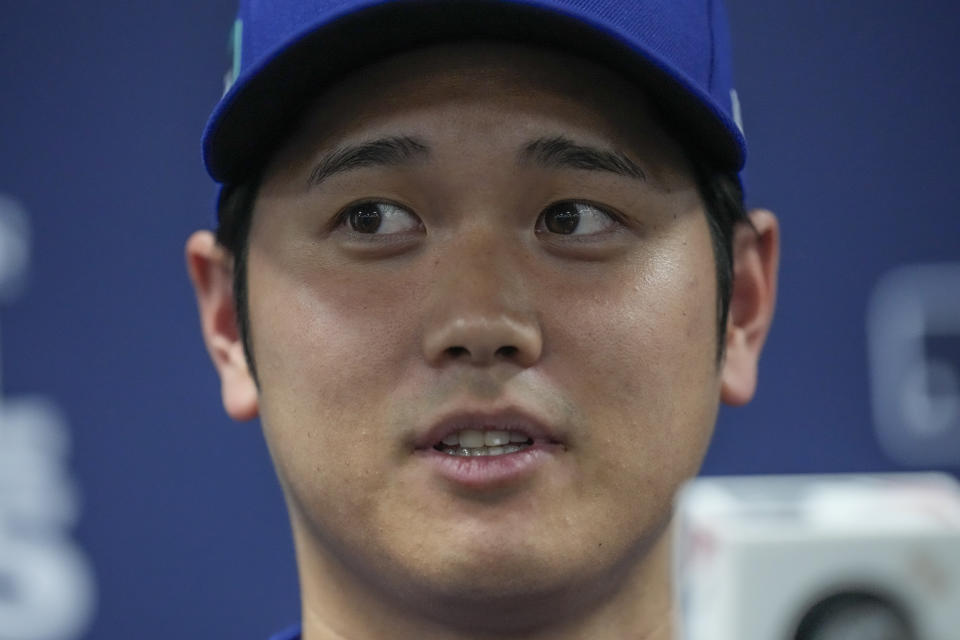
338, 201, 422, 235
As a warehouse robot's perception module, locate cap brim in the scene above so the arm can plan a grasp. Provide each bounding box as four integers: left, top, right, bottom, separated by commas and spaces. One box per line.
202, 0, 745, 184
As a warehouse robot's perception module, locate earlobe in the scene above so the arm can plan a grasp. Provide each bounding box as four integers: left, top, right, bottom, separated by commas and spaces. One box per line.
720, 209, 780, 406
185, 231, 259, 421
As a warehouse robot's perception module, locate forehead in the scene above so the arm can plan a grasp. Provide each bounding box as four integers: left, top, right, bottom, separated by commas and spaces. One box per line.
261, 41, 690, 184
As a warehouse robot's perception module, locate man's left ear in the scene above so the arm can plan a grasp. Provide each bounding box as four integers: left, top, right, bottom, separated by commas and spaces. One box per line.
720, 208, 780, 406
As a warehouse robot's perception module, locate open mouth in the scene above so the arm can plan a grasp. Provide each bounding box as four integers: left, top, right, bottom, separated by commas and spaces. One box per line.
432, 428, 535, 457
417, 414, 561, 488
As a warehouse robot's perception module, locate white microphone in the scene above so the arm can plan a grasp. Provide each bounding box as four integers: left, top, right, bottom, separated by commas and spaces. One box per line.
673, 473, 960, 640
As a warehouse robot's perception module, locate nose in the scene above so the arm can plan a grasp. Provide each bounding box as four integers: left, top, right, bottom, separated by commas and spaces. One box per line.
423, 315, 543, 367
421, 237, 543, 369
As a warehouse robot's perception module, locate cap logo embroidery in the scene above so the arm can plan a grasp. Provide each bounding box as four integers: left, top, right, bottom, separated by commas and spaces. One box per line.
730, 89, 744, 135
223, 18, 243, 96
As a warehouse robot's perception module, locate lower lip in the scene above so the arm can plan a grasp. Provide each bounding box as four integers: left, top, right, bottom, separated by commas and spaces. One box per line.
414, 443, 561, 489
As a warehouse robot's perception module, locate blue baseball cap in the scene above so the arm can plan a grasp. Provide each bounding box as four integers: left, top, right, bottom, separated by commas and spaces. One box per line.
202, 0, 746, 186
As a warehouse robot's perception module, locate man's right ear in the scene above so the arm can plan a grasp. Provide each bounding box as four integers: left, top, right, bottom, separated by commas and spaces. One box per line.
185, 231, 259, 421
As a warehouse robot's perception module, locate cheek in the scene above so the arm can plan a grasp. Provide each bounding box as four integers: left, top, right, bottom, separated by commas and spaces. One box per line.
544, 225, 720, 488
244, 242, 422, 516
249, 241, 417, 400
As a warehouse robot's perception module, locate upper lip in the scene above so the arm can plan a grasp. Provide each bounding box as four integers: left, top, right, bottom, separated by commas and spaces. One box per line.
414, 405, 564, 450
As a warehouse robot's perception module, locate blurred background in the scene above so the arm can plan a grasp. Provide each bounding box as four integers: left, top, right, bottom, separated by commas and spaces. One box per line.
0, 1, 957, 638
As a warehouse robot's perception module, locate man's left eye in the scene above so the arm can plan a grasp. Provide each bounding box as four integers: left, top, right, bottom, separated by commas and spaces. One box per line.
536, 201, 619, 236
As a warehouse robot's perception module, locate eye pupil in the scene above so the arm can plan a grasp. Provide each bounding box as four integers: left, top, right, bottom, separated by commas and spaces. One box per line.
349, 204, 382, 233
544, 203, 580, 234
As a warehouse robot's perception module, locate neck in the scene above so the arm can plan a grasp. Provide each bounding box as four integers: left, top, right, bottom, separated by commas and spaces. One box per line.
292, 517, 676, 640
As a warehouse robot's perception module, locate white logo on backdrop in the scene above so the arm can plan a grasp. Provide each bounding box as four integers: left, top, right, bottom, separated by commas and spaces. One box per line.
0, 195, 95, 640
867, 263, 960, 466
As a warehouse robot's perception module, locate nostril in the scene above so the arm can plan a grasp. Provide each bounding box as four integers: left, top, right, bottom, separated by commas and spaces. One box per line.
446, 346, 470, 358
424, 315, 542, 367
496, 345, 518, 358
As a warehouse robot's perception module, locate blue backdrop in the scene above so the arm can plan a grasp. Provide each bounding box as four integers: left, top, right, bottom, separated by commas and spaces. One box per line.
1, 2, 958, 638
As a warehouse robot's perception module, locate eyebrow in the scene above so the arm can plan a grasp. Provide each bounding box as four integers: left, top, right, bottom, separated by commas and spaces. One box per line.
307, 135, 430, 187
306, 133, 646, 187
519, 135, 647, 182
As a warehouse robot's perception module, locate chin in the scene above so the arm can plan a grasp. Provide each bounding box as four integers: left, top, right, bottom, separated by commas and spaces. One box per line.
384, 535, 642, 633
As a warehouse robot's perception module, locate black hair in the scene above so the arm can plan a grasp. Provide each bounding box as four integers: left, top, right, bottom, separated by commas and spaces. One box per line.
214, 161, 749, 386
215, 179, 259, 384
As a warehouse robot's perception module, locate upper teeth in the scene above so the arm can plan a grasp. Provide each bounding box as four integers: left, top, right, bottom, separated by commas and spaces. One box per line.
441, 429, 530, 447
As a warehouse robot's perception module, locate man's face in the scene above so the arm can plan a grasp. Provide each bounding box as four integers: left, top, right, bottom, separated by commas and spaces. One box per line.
245, 42, 721, 612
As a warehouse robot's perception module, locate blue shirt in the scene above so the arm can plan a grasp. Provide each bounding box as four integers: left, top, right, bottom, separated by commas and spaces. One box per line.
268, 623, 301, 640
